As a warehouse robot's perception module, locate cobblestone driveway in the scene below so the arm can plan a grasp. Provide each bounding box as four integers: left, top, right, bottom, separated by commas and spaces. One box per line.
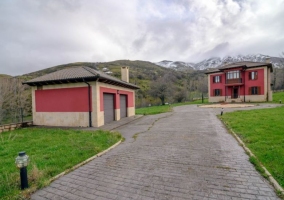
32, 105, 279, 200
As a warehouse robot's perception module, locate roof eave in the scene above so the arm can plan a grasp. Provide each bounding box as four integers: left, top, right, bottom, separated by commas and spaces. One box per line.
98, 78, 139, 89
22, 76, 99, 86
219, 65, 247, 71
204, 70, 220, 75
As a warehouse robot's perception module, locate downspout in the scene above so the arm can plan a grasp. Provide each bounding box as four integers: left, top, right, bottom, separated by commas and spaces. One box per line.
82, 75, 100, 127
225, 72, 227, 102
244, 70, 246, 102
225, 86, 227, 102
83, 79, 92, 127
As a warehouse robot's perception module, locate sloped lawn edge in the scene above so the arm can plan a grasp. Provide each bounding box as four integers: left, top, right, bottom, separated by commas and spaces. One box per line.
218, 116, 284, 198
29, 139, 122, 198
49, 139, 122, 182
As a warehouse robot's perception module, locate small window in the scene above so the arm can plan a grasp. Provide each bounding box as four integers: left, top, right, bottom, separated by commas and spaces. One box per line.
249, 71, 258, 80
249, 87, 260, 95
214, 89, 222, 96
213, 76, 221, 83
37, 86, 43, 90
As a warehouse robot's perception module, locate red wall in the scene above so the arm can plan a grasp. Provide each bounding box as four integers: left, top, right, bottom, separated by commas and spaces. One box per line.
244, 69, 264, 95
35, 87, 91, 112
99, 87, 134, 111
210, 74, 225, 96
209, 68, 265, 96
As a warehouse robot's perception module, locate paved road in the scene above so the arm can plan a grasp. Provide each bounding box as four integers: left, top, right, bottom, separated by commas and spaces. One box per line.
32, 105, 280, 200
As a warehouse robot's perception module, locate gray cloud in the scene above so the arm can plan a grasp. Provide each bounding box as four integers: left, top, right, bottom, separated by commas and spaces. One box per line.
0, 0, 284, 76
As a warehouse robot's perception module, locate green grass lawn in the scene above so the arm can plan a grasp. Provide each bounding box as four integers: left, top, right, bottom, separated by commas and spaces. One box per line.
136, 99, 208, 115
220, 106, 284, 188
135, 105, 172, 115
273, 91, 284, 103
0, 128, 122, 200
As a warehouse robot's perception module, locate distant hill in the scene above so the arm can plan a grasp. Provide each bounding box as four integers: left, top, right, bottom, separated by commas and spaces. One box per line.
20, 62, 98, 81
20, 60, 171, 85
19, 60, 206, 107
0, 74, 12, 79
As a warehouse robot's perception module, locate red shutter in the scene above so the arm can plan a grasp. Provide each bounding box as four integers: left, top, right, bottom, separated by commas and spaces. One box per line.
257, 87, 260, 95
213, 76, 215, 83
220, 76, 222, 83
220, 89, 222, 96
249, 72, 251, 80
249, 87, 252, 95
255, 72, 258, 80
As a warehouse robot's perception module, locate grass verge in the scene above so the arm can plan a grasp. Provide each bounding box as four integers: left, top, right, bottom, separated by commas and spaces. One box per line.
0, 128, 122, 199
136, 99, 208, 115
220, 106, 284, 188
273, 91, 284, 103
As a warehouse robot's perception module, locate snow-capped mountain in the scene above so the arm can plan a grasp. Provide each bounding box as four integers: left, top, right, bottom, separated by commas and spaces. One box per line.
156, 60, 195, 70
156, 54, 284, 71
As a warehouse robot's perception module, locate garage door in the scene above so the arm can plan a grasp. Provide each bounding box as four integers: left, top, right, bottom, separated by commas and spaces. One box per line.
120, 95, 127, 118
104, 93, 115, 124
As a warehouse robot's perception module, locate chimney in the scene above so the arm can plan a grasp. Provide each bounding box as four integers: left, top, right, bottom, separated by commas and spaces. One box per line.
265, 57, 271, 63
121, 66, 129, 83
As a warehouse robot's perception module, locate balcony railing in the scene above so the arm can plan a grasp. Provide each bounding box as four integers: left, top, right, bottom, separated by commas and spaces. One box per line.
226, 78, 242, 84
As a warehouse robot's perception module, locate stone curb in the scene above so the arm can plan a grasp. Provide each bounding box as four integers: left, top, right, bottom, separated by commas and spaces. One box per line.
49, 139, 122, 183
220, 118, 284, 195
108, 115, 144, 131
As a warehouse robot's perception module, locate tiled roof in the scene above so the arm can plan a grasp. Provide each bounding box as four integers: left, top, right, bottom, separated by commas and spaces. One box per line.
205, 61, 273, 74
23, 66, 140, 89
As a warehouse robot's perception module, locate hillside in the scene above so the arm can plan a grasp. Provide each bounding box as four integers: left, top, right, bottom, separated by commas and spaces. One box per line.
21, 60, 168, 80
18, 60, 207, 107
20, 62, 98, 81
20, 60, 172, 93
11, 54, 284, 107
0, 74, 12, 79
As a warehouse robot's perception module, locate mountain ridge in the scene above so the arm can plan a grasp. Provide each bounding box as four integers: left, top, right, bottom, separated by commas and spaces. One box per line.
156, 54, 284, 71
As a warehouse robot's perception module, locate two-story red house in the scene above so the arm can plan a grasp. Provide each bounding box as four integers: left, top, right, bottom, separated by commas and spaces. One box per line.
205, 60, 273, 103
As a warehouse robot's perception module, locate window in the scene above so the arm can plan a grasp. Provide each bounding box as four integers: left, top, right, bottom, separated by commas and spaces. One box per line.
37, 86, 43, 90
227, 71, 240, 79
214, 89, 222, 96
249, 87, 260, 95
249, 71, 258, 80
213, 75, 221, 83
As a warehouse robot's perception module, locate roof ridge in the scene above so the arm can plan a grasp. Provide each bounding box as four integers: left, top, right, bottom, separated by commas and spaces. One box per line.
82, 66, 99, 77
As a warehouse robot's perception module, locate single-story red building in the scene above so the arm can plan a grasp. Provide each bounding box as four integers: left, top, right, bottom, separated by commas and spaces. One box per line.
23, 66, 139, 127
205, 60, 273, 103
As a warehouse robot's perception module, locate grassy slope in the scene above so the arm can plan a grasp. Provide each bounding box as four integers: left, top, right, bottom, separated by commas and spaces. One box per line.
273, 91, 284, 103
0, 128, 121, 199
0, 74, 12, 78
20, 60, 168, 83
220, 106, 284, 188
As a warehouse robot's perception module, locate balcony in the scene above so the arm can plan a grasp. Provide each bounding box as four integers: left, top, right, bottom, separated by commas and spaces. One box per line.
225, 78, 243, 85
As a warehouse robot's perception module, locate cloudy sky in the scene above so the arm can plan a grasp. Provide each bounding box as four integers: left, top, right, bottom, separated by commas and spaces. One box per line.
1, 0, 284, 76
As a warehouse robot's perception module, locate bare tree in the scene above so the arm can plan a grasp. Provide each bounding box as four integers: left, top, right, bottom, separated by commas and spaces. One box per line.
280, 52, 284, 90
0, 77, 31, 124
149, 73, 174, 105
272, 52, 284, 90
174, 88, 187, 103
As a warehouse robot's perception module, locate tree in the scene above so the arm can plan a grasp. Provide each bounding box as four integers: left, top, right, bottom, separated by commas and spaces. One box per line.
174, 88, 187, 103
280, 52, 284, 90
272, 52, 284, 90
149, 73, 174, 105
0, 77, 31, 124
